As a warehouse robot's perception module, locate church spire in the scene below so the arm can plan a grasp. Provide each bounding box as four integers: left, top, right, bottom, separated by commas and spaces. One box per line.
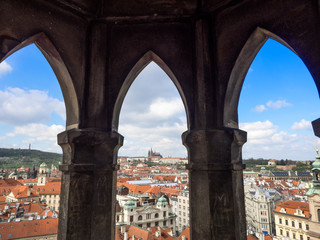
306, 148, 320, 196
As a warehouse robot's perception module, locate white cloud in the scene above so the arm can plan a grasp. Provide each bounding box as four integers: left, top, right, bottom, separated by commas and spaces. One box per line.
149, 98, 184, 118
117, 62, 188, 157
119, 120, 187, 157
7, 123, 64, 142
291, 119, 312, 130
0, 87, 65, 125
240, 120, 277, 144
266, 100, 292, 109
240, 120, 297, 145
253, 105, 267, 113
240, 120, 317, 160
0, 61, 13, 77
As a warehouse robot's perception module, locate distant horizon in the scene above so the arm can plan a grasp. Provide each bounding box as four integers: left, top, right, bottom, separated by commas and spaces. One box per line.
0, 147, 315, 162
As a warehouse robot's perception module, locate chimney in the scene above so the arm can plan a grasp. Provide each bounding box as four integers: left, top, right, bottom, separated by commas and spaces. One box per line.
121, 225, 126, 234
124, 232, 128, 240
27, 189, 30, 197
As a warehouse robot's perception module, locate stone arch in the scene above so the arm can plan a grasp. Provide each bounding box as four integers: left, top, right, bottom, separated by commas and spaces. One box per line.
0, 32, 79, 129
112, 50, 189, 130
224, 27, 302, 129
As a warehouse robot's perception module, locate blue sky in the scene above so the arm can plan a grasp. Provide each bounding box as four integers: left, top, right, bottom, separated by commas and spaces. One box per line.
0, 40, 319, 160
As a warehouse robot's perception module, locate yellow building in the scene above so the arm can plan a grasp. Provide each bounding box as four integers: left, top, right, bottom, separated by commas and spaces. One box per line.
306, 152, 320, 239
36, 182, 61, 212
274, 200, 310, 240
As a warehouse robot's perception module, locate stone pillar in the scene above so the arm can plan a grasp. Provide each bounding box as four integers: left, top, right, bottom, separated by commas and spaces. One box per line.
57, 128, 123, 240
183, 128, 246, 240
312, 118, 320, 137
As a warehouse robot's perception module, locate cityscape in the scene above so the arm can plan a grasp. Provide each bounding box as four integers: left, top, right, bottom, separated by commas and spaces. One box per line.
0, 147, 319, 239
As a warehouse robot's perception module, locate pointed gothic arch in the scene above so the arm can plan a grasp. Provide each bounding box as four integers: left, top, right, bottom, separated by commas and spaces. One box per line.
0, 32, 79, 129
112, 50, 189, 130
223, 27, 310, 129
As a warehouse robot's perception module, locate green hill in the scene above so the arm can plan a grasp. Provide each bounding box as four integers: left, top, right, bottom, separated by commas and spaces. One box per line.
0, 148, 62, 168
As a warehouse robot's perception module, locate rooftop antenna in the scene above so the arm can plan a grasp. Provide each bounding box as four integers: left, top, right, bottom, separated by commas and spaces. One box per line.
29, 144, 31, 150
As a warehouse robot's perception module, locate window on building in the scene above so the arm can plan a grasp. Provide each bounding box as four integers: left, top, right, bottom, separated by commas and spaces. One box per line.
299, 222, 302, 228
300, 235, 303, 240
117, 216, 119, 222
318, 209, 320, 222
164, 220, 167, 226
293, 233, 296, 239
307, 237, 310, 240
154, 213, 158, 218
147, 223, 151, 227
138, 224, 142, 228
163, 211, 166, 217
292, 221, 295, 227
138, 215, 142, 221
306, 224, 309, 230
170, 219, 173, 225
280, 229, 283, 235
130, 216, 133, 222
286, 231, 289, 237
285, 220, 288, 225
279, 218, 282, 224
155, 222, 159, 226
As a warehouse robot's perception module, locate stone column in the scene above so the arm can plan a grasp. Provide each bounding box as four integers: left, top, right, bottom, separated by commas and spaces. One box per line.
183, 127, 246, 240
57, 128, 123, 240
312, 118, 320, 137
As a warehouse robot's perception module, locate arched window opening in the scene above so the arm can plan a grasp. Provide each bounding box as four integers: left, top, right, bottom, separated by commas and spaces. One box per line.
0, 43, 65, 237
115, 61, 188, 237
239, 39, 320, 239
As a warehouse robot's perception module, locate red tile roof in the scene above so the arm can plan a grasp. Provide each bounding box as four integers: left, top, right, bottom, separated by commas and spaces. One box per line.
10, 186, 39, 199
247, 235, 258, 240
0, 179, 22, 187
0, 218, 58, 239
177, 227, 190, 240
36, 182, 61, 195
275, 200, 309, 218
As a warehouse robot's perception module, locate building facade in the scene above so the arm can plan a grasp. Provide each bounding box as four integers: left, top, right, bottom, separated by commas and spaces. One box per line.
245, 188, 282, 235
116, 196, 176, 231
274, 201, 310, 240
306, 152, 320, 239
177, 190, 189, 233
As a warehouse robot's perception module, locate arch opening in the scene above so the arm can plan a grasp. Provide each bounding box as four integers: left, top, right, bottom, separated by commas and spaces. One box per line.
224, 27, 320, 129
0, 42, 65, 237
112, 51, 190, 131
1, 33, 79, 129
115, 58, 190, 238
237, 36, 320, 239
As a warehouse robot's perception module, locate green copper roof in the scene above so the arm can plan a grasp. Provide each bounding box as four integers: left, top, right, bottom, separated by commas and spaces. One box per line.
40, 162, 47, 168
124, 199, 136, 209
157, 196, 168, 206
306, 188, 320, 196
312, 155, 320, 170
307, 149, 320, 196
